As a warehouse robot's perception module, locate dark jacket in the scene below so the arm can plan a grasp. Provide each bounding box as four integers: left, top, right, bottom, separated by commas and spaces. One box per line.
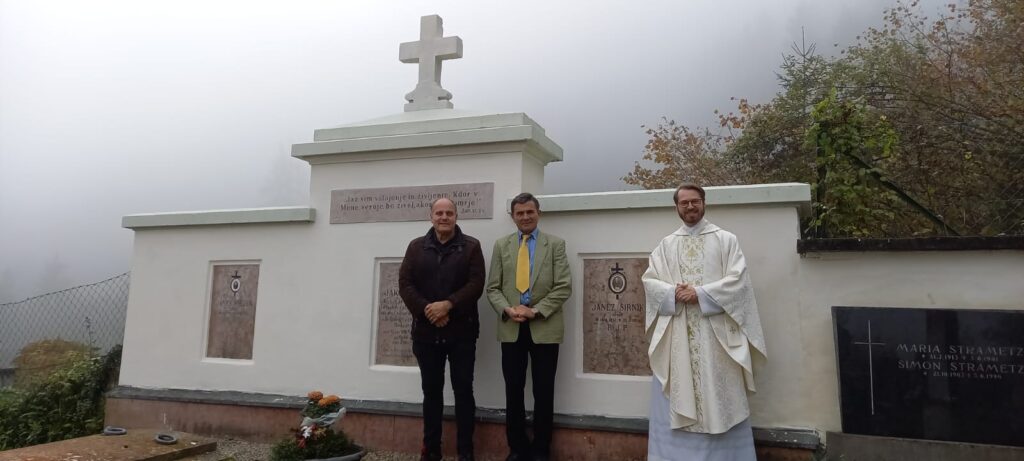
398, 225, 485, 343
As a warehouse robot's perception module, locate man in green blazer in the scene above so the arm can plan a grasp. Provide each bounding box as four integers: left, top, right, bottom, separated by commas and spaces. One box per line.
486, 192, 572, 461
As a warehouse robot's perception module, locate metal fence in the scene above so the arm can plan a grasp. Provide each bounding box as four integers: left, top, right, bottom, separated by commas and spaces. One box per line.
0, 273, 129, 387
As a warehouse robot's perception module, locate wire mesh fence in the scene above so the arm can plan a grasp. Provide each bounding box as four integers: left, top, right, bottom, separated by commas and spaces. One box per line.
0, 273, 129, 387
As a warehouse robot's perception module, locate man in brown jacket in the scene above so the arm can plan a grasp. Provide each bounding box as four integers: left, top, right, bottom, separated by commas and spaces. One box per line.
399, 197, 486, 461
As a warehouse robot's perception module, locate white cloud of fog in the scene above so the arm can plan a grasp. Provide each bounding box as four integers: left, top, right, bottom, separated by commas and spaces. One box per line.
0, 0, 946, 301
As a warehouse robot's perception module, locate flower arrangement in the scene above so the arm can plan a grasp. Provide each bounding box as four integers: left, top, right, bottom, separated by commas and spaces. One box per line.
270, 390, 361, 461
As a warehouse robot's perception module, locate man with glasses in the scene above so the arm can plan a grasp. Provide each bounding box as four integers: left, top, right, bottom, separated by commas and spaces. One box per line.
641, 183, 767, 461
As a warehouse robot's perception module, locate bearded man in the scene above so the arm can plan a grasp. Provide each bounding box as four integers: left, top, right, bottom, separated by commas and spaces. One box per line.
642, 184, 767, 461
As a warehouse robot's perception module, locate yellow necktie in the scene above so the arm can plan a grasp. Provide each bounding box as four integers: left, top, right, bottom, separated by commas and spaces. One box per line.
516, 234, 530, 293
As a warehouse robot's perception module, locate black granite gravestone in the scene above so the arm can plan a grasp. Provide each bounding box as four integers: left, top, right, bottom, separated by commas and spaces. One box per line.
833, 306, 1024, 447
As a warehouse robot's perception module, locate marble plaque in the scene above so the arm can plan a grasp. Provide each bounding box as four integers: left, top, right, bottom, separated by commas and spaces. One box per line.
582, 258, 651, 375
374, 261, 416, 366
206, 264, 259, 360
330, 183, 494, 224
835, 306, 1024, 447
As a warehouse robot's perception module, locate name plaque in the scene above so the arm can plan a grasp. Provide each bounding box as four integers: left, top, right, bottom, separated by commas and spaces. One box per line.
207, 264, 259, 360
834, 306, 1024, 447
581, 257, 651, 376
331, 183, 494, 224
374, 261, 416, 366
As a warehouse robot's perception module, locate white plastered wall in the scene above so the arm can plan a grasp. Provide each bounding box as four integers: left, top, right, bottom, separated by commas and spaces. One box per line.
119, 187, 811, 422
534, 203, 805, 419
796, 251, 1024, 433
119, 109, 1024, 434
122, 145, 539, 405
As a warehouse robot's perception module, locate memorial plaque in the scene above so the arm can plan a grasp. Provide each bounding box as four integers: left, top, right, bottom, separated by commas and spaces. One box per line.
206, 264, 259, 360
331, 183, 494, 224
374, 261, 416, 366
834, 306, 1024, 447
582, 258, 650, 376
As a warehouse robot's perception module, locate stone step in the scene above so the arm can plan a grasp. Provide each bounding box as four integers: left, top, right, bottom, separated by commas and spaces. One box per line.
0, 430, 216, 461
826, 432, 1024, 461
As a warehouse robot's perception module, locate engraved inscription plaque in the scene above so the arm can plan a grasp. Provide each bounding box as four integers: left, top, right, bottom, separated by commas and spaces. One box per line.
582, 257, 651, 375
835, 306, 1024, 447
207, 264, 259, 360
374, 261, 416, 366
331, 183, 494, 224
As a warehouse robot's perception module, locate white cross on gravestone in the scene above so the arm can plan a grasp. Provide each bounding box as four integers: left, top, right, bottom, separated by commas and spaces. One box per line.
853, 320, 886, 416
399, 15, 463, 112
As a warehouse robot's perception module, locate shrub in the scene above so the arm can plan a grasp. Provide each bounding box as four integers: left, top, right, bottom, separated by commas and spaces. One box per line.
12, 339, 95, 389
0, 345, 122, 450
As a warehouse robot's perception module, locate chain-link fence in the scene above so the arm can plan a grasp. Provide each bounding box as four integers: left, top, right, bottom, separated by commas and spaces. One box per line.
0, 273, 129, 387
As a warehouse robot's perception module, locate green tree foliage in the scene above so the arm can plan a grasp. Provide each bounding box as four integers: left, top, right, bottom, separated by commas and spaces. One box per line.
624, 0, 1023, 237
807, 90, 903, 237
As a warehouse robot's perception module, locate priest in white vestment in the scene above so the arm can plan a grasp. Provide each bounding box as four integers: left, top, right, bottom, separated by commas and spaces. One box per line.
642, 184, 767, 461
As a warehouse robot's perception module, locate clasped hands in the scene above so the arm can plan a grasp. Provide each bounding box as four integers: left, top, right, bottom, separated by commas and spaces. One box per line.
425, 300, 453, 327
504, 304, 536, 323
675, 283, 698, 304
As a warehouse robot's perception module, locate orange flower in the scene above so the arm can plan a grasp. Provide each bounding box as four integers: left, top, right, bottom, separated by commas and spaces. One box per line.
318, 394, 341, 407
307, 391, 323, 401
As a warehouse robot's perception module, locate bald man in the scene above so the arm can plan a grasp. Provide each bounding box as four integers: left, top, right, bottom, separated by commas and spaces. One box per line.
399, 197, 486, 461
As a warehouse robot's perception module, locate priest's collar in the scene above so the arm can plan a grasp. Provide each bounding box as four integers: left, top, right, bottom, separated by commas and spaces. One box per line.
673, 219, 719, 236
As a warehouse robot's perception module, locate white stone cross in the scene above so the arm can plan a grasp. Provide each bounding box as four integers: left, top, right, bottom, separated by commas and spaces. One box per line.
399, 15, 463, 112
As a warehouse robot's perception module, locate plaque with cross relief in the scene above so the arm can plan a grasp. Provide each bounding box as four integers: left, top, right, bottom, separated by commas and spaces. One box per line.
207, 264, 260, 360
582, 257, 651, 376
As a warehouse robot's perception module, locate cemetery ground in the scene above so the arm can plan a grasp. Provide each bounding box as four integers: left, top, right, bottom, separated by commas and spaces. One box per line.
0, 433, 504, 461
0, 346, 459, 461
190, 439, 456, 461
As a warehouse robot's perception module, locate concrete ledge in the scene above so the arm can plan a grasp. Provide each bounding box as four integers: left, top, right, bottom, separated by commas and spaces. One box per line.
107, 386, 305, 408
108, 386, 816, 449
536, 183, 811, 215
106, 386, 645, 433
826, 431, 1024, 461
754, 427, 821, 450
292, 110, 563, 164
122, 206, 315, 229
798, 236, 1024, 253
106, 397, 650, 460
313, 111, 543, 142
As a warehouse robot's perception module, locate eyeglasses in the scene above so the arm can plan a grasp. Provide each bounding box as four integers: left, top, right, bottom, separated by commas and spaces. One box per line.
677, 199, 704, 207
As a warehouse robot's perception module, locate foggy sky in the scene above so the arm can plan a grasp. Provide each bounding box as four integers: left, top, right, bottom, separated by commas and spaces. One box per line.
0, 0, 944, 302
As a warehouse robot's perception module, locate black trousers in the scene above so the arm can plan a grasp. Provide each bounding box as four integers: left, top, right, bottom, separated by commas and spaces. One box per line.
502, 322, 559, 457
412, 339, 477, 457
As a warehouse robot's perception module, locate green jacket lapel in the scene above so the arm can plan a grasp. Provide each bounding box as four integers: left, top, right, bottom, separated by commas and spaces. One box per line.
530, 232, 549, 288
505, 233, 520, 292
